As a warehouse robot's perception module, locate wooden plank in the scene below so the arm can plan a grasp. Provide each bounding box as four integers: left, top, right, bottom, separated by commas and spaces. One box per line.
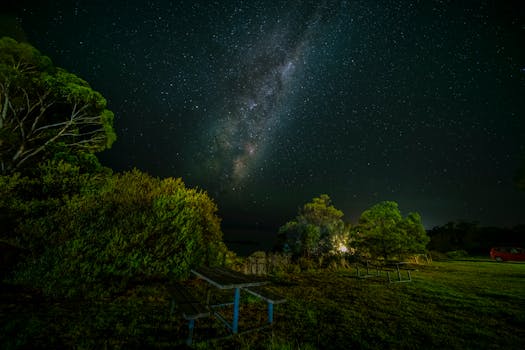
180, 302, 210, 320
243, 287, 286, 304
169, 283, 210, 320
191, 266, 268, 289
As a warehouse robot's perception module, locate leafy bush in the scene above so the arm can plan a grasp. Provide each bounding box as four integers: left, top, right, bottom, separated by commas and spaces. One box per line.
10, 168, 228, 298
0, 159, 109, 252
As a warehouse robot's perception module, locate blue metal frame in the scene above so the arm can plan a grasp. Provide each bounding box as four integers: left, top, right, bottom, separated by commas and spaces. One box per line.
187, 319, 195, 346
267, 302, 274, 324
232, 288, 240, 333
191, 267, 272, 335
210, 287, 242, 334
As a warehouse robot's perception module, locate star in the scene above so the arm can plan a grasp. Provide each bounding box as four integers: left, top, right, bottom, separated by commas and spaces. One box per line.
204, 22, 313, 189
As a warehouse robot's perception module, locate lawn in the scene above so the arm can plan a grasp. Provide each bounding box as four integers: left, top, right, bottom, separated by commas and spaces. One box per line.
263, 260, 525, 349
1, 260, 524, 349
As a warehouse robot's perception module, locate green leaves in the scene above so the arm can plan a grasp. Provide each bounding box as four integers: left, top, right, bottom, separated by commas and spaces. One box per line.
278, 194, 348, 259
0, 37, 53, 74
356, 201, 429, 260
5, 166, 228, 298
0, 37, 116, 174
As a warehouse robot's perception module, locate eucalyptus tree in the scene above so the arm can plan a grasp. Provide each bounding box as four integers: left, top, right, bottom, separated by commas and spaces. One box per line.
0, 37, 115, 174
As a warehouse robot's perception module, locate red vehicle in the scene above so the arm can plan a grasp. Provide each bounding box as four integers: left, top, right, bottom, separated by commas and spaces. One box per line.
490, 247, 525, 262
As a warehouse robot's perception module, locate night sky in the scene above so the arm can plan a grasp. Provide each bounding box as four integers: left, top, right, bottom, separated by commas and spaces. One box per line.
2, 0, 525, 230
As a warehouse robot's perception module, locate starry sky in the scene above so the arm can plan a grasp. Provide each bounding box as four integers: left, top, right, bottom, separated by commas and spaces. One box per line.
3, 0, 525, 230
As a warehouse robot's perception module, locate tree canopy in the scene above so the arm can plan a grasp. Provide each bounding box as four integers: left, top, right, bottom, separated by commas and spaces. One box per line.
356, 201, 429, 260
278, 194, 349, 258
0, 37, 116, 174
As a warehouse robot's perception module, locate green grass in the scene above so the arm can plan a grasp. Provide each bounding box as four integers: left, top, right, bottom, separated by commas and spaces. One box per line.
1, 261, 524, 349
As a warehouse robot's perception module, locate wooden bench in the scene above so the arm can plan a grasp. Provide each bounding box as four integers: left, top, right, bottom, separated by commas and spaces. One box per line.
243, 286, 286, 324
168, 282, 210, 345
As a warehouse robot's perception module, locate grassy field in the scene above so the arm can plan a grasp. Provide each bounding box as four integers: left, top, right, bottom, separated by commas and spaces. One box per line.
1, 260, 524, 349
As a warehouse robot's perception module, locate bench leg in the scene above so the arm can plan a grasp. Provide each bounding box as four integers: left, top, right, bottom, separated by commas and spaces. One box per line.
268, 302, 274, 324
232, 288, 240, 334
187, 319, 195, 346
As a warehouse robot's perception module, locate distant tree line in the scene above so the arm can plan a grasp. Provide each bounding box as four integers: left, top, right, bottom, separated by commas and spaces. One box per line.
277, 195, 525, 263
427, 222, 525, 255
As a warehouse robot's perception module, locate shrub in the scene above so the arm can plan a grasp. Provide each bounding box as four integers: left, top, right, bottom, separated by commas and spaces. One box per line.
11, 169, 228, 298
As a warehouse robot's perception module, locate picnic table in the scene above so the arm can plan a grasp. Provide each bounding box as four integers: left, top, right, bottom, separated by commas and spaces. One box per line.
191, 266, 285, 334
384, 261, 414, 283
355, 260, 415, 283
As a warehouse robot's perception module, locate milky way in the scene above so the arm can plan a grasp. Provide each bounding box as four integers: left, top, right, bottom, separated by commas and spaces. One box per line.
202, 17, 313, 191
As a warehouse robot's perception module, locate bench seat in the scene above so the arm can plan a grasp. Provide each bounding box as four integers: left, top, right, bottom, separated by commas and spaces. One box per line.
243, 286, 287, 304
168, 282, 210, 345
243, 286, 286, 324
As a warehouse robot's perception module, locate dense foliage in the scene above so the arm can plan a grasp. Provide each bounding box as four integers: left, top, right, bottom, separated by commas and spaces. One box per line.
0, 37, 116, 174
277, 194, 349, 258
354, 201, 429, 260
2, 164, 227, 298
277, 197, 430, 262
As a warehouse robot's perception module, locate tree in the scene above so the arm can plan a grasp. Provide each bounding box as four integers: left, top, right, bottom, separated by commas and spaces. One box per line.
356, 201, 429, 260
398, 212, 430, 255
0, 37, 116, 174
278, 194, 348, 258
426, 221, 501, 254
